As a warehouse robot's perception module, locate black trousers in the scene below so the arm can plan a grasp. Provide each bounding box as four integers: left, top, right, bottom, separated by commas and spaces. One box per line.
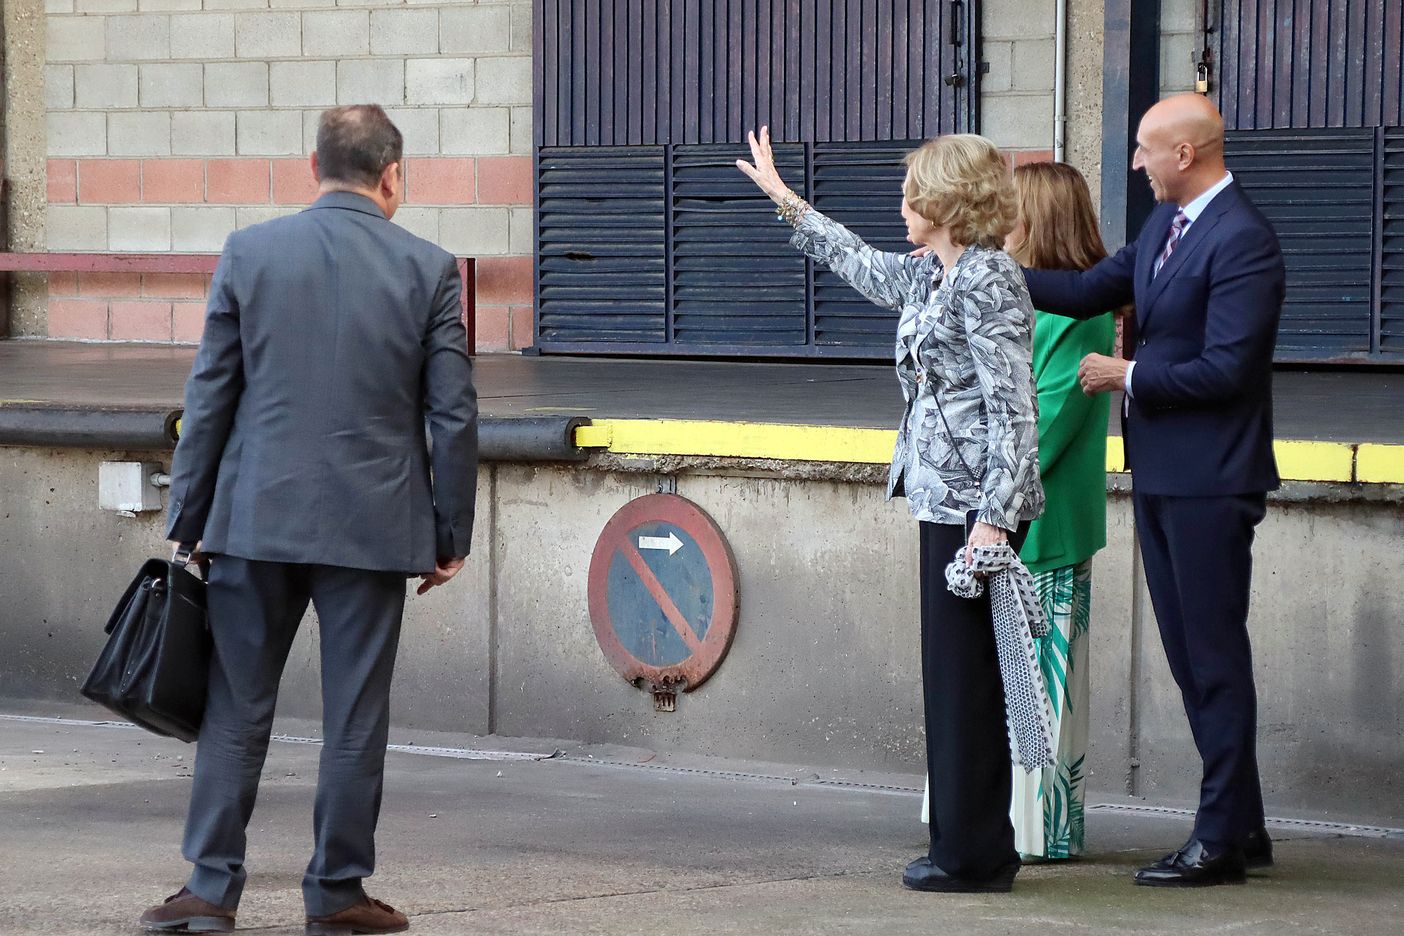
1133, 491, 1267, 849
919, 518, 1027, 878
182, 557, 407, 916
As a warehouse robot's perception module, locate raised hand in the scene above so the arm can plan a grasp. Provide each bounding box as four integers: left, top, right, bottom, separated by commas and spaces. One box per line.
735, 126, 790, 204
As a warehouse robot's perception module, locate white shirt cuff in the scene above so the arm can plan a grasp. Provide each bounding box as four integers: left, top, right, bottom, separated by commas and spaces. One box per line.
1124, 360, 1136, 398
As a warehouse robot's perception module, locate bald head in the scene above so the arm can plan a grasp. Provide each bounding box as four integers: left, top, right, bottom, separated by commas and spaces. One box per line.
1132, 94, 1228, 206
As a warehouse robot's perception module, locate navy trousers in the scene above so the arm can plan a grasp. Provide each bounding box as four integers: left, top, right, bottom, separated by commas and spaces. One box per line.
1133, 491, 1267, 849
182, 556, 407, 916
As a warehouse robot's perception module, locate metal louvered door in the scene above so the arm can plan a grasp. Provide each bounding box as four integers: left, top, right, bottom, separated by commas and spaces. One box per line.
533, 0, 979, 358
811, 141, 916, 350
671, 144, 808, 348
1212, 0, 1404, 362
1382, 128, 1404, 357
1224, 129, 1377, 360
536, 148, 669, 344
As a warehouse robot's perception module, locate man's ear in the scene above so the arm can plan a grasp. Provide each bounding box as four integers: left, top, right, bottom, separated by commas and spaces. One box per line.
1178, 142, 1196, 170
309, 151, 321, 183
381, 161, 401, 197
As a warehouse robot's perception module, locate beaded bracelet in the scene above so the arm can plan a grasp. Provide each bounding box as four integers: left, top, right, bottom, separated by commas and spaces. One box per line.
775, 189, 810, 225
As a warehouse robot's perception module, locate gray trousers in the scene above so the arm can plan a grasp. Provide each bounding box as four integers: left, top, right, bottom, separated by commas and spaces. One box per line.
181, 556, 407, 917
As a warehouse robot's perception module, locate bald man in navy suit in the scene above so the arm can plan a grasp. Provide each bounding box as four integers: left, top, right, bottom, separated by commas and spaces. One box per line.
1021, 94, 1285, 887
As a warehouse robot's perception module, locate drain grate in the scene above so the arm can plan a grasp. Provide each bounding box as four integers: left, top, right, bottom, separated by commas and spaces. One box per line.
558, 756, 800, 786
0, 716, 554, 763
7, 713, 1399, 836
1088, 803, 1404, 838
272, 733, 558, 762
556, 756, 924, 796
0, 713, 140, 730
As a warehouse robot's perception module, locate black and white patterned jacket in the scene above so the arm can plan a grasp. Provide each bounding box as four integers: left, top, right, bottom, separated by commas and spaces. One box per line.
790, 209, 1044, 530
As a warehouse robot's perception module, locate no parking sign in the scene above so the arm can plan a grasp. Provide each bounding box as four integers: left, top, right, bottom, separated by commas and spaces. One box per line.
587, 494, 738, 706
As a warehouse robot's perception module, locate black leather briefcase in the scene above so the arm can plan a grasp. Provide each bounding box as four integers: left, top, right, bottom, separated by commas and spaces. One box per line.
80, 557, 210, 743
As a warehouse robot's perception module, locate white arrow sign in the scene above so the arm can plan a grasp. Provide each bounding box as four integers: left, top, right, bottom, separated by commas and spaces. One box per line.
638, 532, 683, 556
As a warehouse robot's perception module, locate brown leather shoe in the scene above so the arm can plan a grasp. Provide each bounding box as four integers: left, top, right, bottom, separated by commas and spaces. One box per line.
305, 895, 409, 936
139, 888, 235, 933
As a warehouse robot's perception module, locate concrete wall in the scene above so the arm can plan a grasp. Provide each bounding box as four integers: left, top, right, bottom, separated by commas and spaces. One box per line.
5, 0, 53, 337
2, 447, 1400, 825
31, 0, 534, 350
0, 446, 495, 732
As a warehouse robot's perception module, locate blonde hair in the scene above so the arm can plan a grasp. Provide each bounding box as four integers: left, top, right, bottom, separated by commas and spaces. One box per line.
902, 134, 1017, 249
1007, 161, 1108, 272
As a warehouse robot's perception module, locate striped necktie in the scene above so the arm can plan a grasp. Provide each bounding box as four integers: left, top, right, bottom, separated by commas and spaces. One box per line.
1153, 210, 1190, 278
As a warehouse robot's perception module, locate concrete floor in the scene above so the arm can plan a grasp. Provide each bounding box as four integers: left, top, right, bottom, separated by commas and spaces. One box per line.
1, 340, 1402, 440
2, 712, 1400, 936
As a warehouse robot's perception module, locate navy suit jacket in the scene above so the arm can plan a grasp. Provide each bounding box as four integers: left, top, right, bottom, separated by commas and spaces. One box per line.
1022, 183, 1285, 497
167, 192, 479, 573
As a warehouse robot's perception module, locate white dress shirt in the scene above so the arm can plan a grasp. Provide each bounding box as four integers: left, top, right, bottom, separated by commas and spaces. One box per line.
1125, 171, 1235, 399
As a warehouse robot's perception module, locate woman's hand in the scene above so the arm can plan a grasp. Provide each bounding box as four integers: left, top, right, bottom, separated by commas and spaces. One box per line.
965, 521, 1008, 566
735, 126, 791, 203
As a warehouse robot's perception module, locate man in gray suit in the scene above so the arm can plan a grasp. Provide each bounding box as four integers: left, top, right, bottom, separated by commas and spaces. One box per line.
140, 105, 477, 936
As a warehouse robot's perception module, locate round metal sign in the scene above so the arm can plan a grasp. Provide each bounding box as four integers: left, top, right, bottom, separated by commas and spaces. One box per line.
588, 493, 738, 692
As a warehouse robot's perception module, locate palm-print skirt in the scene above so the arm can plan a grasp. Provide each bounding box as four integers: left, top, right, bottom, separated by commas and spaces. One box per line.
1010, 559, 1092, 859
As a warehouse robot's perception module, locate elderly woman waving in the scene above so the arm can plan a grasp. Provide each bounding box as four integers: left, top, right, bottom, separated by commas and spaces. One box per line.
738, 129, 1044, 893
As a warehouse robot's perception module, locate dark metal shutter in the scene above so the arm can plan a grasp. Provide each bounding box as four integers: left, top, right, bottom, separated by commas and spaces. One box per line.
1382, 127, 1404, 356
1211, 1, 1404, 363
536, 0, 976, 148
810, 141, 918, 350
1214, 0, 1404, 131
671, 144, 808, 346
533, 0, 979, 358
536, 147, 668, 344
1225, 129, 1377, 360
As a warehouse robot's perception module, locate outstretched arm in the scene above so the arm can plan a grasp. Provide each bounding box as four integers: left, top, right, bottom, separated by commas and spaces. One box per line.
1022, 241, 1138, 320
736, 126, 933, 311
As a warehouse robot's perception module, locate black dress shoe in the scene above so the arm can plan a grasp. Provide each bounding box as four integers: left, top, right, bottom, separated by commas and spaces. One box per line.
902, 856, 1019, 893
1134, 840, 1246, 887
1243, 827, 1274, 869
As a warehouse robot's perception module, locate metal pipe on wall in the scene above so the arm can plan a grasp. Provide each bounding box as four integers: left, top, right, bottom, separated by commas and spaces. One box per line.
1054, 0, 1068, 161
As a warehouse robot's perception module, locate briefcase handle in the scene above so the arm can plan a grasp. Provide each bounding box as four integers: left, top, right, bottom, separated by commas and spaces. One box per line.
171, 543, 196, 565
171, 543, 211, 580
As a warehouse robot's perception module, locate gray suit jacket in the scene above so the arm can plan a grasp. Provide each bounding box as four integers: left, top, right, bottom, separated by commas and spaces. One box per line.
167, 191, 478, 574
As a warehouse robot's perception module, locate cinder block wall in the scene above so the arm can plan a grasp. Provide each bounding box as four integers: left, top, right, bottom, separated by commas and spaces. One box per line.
984, 0, 1203, 167
41, 0, 535, 352
980, 0, 1057, 165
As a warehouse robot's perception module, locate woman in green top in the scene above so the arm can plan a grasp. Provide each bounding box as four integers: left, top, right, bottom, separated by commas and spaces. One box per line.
1006, 161, 1117, 859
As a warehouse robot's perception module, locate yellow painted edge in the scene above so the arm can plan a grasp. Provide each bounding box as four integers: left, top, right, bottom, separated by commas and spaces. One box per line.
572, 424, 613, 448
574, 419, 1380, 485
576, 418, 894, 464
1105, 436, 1125, 474
1274, 439, 1354, 483
1357, 444, 1404, 484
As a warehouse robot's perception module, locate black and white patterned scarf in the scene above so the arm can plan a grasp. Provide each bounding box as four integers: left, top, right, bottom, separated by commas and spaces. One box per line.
945, 544, 1056, 771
